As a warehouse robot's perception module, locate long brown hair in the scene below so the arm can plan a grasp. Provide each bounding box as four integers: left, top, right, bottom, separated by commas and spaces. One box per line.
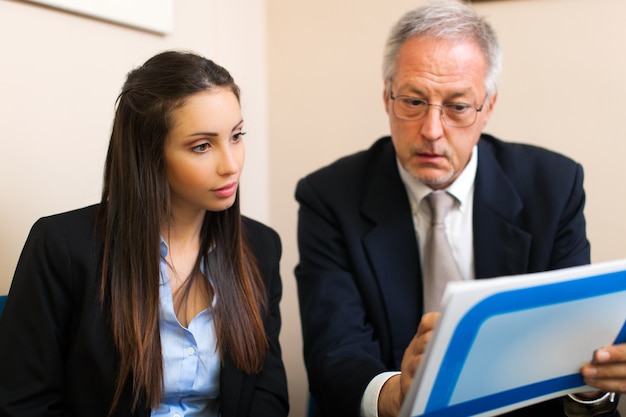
96, 50, 268, 414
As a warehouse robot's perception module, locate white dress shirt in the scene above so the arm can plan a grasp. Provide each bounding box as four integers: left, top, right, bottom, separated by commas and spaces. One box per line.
360, 146, 478, 417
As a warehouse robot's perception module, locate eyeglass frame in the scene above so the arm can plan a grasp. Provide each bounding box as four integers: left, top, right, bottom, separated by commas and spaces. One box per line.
389, 90, 486, 128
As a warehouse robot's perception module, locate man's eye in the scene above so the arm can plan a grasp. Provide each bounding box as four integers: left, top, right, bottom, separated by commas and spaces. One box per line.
401, 98, 427, 108
445, 103, 471, 113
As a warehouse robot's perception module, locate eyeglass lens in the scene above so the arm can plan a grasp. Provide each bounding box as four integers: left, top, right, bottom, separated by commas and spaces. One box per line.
393, 96, 479, 127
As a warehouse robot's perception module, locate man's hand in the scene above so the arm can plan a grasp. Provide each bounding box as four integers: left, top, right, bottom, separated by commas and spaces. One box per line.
378, 312, 440, 417
581, 343, 626, 394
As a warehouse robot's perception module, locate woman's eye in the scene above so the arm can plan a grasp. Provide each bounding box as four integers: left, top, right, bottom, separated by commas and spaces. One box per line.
191, 143, 210, 153
232, 132, 247, 142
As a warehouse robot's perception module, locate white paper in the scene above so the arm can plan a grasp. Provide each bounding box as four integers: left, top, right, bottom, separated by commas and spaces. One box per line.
399, 259, 626, 417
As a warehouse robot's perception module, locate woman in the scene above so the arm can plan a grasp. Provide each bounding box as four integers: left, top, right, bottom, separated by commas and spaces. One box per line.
0, 51, 289, 417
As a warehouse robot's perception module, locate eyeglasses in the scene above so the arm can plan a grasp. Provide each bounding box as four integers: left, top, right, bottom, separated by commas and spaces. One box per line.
390, 91, 485, 128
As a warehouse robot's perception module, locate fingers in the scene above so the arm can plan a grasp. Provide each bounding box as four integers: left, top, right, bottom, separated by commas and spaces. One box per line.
582, 374, 626, 394
581, 344, 626, 393
594, 345, 626, 363
406, 312, 439, 360
400, 313, 441, 396
582, 362, 626, 392
417, 312, 440, 336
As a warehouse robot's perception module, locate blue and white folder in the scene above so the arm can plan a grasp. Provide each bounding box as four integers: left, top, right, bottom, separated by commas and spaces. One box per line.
399, 259, 626, 417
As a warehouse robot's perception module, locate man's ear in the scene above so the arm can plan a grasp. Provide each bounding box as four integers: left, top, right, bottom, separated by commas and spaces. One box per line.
383, 79, 391, 115
487, 91, 498, 112
481, 91, 498, 126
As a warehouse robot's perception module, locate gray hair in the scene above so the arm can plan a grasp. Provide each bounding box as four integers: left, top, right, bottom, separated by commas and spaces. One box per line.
383, 0, 502, 97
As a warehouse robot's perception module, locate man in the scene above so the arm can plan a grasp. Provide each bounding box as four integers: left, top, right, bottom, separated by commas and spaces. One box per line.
295, 1, 624, 417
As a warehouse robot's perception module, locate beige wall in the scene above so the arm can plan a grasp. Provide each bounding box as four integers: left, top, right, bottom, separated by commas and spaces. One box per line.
2, 0, 626, 416
268, 0, 626, 415
0, 0, 271, 292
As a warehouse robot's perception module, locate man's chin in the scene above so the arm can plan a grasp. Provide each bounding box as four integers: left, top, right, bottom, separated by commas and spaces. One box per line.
415, 170, 456, 189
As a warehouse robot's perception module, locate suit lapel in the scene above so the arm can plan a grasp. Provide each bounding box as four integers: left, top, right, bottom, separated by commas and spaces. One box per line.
361, 141, 421, 359
473, 139, 532, 279
356, 137, 534, 360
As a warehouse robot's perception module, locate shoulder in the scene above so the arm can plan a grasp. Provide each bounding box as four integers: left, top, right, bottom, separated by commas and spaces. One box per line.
300, 137, 393, 182
27, 204, 100, 248
477, 134, 584, 200
13, 205, 102, 312
241, 217, 282, 293
479, 133, 581, 172
295, 136, 395, 200
242, 216, 279, 242
34, 204, 98, 226
242, 216, 281, 260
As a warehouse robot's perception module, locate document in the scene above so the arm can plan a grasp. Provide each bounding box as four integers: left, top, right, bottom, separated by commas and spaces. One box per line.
399, 259, 626, 417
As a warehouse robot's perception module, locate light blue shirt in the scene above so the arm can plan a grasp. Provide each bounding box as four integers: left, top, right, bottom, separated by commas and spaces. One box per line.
152, 239, 220, 417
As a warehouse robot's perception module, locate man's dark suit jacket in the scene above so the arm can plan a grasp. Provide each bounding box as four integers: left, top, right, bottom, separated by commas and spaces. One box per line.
0, 204, 289, 417
295, 134, 592, 417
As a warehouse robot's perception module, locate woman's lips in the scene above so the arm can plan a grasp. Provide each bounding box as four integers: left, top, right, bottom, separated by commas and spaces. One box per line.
213, 182, 238, 198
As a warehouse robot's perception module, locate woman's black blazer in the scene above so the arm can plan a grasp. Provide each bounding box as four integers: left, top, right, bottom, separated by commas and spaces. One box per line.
0, 204, 289, 417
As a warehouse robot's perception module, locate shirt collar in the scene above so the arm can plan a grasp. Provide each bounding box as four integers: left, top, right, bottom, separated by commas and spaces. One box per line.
159, 237, 211, 284
159, 237, 169, 285
160, 237, 169, 258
